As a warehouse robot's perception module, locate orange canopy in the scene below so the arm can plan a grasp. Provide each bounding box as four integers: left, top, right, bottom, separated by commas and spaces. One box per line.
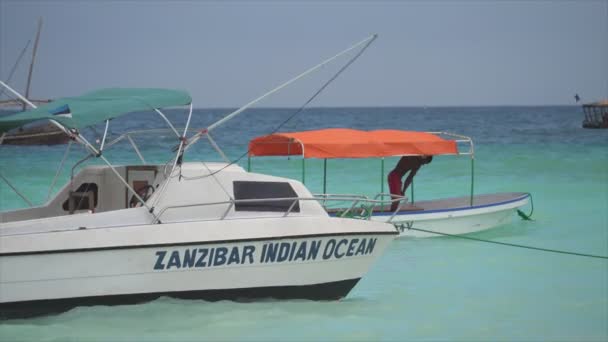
249, 128, 459, 159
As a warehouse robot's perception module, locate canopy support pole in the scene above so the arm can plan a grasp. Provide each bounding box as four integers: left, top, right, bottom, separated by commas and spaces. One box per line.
126, 135, 146, 164
380, 158, 384, 194
323, 158, 327, 194
154, 109, 180, 138
1, 172, 34, 207
469, 138, 476, 206
301, 158, 306, 185
470, 157, 475, 206
47, 139, 73, 201
99, 120, 109, 152
182, 104, 194, 139
247, 155, 251, 172
410, 178, 415, 204
149, 104, 193, 214
207, 133, 230, 163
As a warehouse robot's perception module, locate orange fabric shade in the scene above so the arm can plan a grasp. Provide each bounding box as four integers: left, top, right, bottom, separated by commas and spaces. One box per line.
249, 128, 459, 159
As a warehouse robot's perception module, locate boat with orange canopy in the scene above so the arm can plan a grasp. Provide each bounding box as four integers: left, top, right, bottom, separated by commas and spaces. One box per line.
249, 128, 532, 237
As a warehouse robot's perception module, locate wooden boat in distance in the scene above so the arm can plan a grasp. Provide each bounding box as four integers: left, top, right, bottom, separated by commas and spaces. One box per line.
1, 123, 68, 146
248, 128, 532, 238
0, 18, 67, 145
0, 100, 68, 145
582, 100, 608, 129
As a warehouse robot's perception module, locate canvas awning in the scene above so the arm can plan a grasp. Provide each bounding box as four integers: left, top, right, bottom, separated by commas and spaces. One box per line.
249, 128, 459, 159
0, 88, 192, 134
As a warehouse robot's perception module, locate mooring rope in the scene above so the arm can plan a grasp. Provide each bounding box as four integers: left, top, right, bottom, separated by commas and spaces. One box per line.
517, 193, 534, 221
401, 226, 608, 260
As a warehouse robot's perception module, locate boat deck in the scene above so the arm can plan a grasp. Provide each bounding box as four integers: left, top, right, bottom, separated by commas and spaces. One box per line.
326, 192, 528, 214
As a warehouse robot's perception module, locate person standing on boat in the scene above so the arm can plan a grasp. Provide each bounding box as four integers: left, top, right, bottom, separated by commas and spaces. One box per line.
388, 155, 433, 211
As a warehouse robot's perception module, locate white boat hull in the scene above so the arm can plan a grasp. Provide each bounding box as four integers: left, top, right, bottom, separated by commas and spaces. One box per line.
371, 192, 530, 238
0, 217, 396, 318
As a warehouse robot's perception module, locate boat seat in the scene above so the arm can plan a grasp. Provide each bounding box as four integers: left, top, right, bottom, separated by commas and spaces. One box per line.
67, 191, 95, 214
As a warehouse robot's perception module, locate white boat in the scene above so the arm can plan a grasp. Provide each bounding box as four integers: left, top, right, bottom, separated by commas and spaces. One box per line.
364, 192, 530, 237
0, 35, 399, 319
248, 128, 532, 238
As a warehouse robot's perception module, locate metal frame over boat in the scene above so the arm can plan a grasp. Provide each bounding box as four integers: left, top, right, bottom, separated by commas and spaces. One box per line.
0, 35, 399, 319
248, 128, 532, 238
581, 100, 608, 129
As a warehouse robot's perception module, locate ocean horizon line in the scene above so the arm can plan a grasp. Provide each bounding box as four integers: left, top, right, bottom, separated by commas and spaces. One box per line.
189, 104, 580, 110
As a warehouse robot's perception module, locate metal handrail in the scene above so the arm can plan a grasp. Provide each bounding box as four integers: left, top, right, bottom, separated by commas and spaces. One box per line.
312, 193, 370, 211
154, 194, 409, 224
312, 193, 369, 199
103, 128, 200, 151
311, 192, 408, 221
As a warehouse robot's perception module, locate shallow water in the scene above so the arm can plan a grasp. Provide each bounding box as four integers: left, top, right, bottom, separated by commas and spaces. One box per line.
1, 106, 607, 341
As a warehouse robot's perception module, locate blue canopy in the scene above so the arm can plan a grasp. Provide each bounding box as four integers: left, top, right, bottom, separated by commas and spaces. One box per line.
0, 88, 192, 134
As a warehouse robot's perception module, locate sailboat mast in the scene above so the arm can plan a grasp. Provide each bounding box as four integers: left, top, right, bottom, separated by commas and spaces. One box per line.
23, 17, 42, 111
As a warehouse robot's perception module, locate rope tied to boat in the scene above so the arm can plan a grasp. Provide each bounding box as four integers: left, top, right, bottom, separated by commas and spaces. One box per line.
516, 192, 534, 221
398, 225, 608, 260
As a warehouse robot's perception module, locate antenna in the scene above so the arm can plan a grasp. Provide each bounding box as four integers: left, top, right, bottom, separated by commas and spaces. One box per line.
205, 34, 378, 133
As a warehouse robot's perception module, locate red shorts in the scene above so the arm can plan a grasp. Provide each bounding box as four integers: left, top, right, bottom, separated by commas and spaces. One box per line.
388, 170, 402, 196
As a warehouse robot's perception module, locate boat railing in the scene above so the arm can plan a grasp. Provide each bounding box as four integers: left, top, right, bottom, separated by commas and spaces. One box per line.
372, 193, 410, 222
311, 192, 408, 222
155, 194, 409, 224
312, 193, 368, 210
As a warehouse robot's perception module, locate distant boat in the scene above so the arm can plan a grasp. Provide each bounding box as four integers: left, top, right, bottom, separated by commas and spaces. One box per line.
0, 18, 64, 145
0, 121, 68, 146
582, 100, 608, 129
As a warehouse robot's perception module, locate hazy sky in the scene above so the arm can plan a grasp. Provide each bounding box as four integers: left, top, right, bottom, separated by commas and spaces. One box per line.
1, 1, 607, 107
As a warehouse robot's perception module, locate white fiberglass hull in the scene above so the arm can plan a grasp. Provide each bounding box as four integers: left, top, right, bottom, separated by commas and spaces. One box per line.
370, 192, 530, 238
0, 217, 396, 319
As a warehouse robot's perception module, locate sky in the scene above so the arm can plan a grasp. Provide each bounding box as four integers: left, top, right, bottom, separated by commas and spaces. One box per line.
1, 0, 607, 107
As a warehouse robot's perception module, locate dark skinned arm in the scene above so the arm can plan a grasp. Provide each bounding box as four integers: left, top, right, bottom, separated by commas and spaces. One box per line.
401, 166, 420, 194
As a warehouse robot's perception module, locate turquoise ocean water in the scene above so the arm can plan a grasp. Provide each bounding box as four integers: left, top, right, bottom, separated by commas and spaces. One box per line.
0, 106, 607, 341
